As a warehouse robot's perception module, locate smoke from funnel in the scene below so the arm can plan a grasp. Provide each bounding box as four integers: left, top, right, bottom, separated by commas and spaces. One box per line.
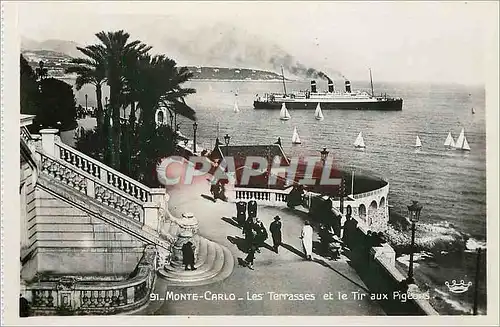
269, 54, 345, 82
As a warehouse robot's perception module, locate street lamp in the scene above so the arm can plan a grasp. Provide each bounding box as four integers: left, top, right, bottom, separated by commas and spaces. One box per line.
193, 122, 198, 154
320, 147, 329, 163
406, 200, 423, 284
224, 133, 230, 156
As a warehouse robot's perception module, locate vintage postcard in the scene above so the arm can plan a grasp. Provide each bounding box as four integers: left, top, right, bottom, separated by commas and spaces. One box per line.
1, 1, 499, 325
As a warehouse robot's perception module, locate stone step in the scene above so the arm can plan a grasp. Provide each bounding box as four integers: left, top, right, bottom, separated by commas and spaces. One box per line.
161, 241, 222, 278
157, 237, 235, 287
162, 237, 214, 273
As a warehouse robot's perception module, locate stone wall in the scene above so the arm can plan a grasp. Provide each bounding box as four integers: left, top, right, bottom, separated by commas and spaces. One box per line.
22, 186, 146, 280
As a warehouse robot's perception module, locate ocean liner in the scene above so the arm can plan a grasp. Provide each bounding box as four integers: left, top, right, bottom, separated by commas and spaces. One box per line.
253, 68, 403, 111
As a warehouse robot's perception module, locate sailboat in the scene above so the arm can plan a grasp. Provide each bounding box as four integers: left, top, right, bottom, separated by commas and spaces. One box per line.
454, 128, 471, 151
233, 100, 239, 113
354, 132, 366, 149
292, 127, 301, 144
280, 103, 291, 121
314, 103, 324, 120
414, 135, 422, 148
472, 107, 476, 114
444, 132, 455, 150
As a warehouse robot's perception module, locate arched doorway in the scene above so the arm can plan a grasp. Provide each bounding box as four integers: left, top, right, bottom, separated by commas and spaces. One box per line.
358, 204, 367, 222
368, 200, 378, 226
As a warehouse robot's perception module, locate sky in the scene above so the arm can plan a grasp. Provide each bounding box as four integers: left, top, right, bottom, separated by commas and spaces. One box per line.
15, 1, 498, 84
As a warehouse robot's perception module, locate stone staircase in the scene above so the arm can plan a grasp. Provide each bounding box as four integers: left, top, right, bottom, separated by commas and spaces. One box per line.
21, 126, 235, 287
158, 235, 235, 287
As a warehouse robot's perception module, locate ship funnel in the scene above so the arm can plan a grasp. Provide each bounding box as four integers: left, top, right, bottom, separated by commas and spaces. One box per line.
345, 80, 351, 93
328, 79, 334, 93
311, 80, 317, 93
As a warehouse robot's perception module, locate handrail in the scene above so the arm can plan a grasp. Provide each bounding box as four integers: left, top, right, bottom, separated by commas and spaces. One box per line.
20, 126, 32, 143
353, 183, 389, 200
55, 141, 152, 202
38, 151, 145, 224
26, 246, 157, 314
233, 187, 291, 195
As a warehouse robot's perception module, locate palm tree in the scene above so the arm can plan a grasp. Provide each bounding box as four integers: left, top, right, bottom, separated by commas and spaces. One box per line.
93, 30, 151, 170
128, 54, 196, 185
65, 45, 106, 131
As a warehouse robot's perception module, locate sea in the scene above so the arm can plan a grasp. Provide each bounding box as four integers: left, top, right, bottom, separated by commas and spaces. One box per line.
70, 78, 487, 315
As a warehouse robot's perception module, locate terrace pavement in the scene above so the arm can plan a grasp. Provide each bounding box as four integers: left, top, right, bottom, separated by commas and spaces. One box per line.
141, 180, 385, 315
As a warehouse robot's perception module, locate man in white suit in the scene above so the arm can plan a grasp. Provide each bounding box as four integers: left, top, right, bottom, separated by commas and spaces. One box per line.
300, 221, 313, 260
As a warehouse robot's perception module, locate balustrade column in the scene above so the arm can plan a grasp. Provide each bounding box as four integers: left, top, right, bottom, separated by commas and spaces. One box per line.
40, 129, 59, 157
143, 202, 160, 233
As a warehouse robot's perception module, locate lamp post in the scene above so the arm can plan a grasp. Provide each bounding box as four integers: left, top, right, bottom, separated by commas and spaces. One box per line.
320, 147, 329, 164
406, 200, 423, 284
193, 122, 198, 154
85, 94, 88, 112
224, 133, 230, 156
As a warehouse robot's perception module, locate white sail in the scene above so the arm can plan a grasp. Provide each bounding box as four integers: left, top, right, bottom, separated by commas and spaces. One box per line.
354, 132, 365, 148
472, 107, 475, 114
292, 127, 301, 144
415, 135, 422, 147
314, 103, 324, 120
233, 100, 239, 113
462, 136, 471, 151
280, 103, 291, 120
455, 128, 465, 149
444, 132, 455, 148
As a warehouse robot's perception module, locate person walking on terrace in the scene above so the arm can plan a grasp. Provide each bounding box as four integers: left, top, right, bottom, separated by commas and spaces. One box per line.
300, 221, 314, 260
243, 216, 255, 252
270, 216, 282, 253
253, 218, 268, 253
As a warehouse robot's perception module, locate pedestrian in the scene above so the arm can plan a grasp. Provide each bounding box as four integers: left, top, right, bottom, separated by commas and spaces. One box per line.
182, 241, 197, 271
19, 294, 30, 317
253, 218, 268, 253
300, 221, 314, 260
236, 201, 247, 226
243, 216, 255, 251
269, 216, 282, 253
342, 210, 358, 249
248, 200, 257, 218
244, 245, 256, 270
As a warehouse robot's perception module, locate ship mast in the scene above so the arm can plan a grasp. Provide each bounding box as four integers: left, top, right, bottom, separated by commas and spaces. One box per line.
281, 65, 287, 96
369, 68, 374, 97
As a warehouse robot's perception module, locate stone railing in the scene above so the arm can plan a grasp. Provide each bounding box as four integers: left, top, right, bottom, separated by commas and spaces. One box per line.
24, 245, 157, 315
352, 183, 389, 200
233, 187, 290, 206
55, 141, 152, 203
38, 152, 145, 224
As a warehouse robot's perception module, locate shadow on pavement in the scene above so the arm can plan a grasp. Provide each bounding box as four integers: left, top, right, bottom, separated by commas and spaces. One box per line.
313, 257, 370, 293
201, 194, 216, 202
281, 243, 306, 258
222, 217, 242, 229
227, 235, 249, 253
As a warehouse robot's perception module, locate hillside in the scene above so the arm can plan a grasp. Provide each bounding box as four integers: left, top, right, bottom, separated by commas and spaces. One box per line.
20, 49, 285, 80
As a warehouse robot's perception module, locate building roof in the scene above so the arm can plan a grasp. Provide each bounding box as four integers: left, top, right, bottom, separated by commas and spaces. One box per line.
210, 143, 290, 166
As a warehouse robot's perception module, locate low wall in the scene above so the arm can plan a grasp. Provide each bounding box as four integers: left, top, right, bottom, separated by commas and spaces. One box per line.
23, 245, 157, 316
348, 227, 438, 316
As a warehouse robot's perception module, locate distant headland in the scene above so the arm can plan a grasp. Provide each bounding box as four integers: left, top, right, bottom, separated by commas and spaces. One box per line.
21, 49, 287, 81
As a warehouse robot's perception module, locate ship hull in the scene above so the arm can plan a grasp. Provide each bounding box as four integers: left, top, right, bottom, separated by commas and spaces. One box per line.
254, 99, 403, 111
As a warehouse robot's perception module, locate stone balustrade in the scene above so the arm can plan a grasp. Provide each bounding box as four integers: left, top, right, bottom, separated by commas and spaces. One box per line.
24, 245, 157, 315
39, 152, 145, 224
233, 187, 290, 206
54, 141, 152, 203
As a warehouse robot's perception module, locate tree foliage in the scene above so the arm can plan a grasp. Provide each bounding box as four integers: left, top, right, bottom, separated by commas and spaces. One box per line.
69, 30, 197, 187
34, 78, 78, 132
20, 55, 40, 116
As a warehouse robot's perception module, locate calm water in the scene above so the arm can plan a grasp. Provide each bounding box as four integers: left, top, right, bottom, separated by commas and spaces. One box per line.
72, 79, 487, 315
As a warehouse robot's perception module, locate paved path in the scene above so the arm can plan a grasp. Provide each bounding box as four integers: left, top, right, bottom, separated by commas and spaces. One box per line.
146, 181, 385, 315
